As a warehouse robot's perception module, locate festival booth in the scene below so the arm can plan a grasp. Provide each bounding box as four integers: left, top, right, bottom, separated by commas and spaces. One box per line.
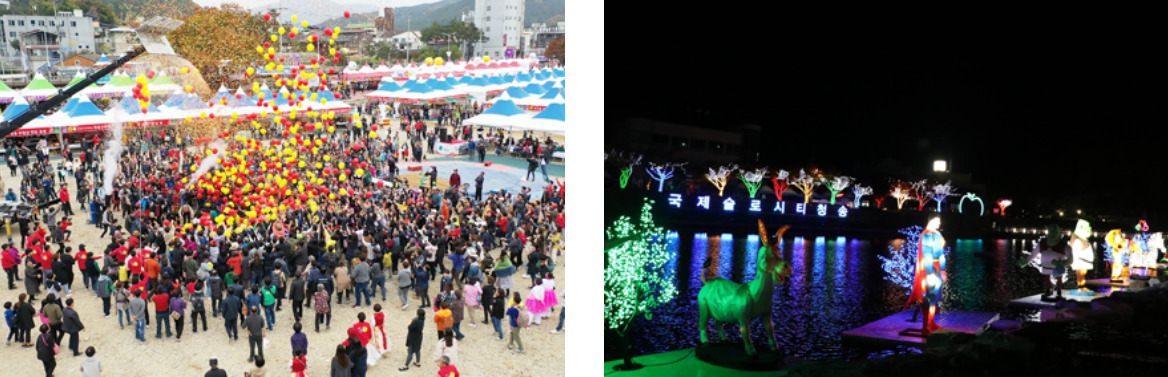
313, 86, 352, 114
116, 95, 177, 129
20, 73, 59, 101
59, 95, 116, 134
514, 91, 565, 116
3, 95, 57, 137
0, 80, 19, 104
146, 72, 183, 94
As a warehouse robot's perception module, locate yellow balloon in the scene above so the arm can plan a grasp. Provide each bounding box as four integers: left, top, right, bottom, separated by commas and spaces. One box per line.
338, 162, 345, 169
355, 169, 364, 176
271, 34, 278, 42
327, 126, 335, 133
302, 21, 308, 28
369, 132, 377, 138
329, 39, 335, 45
329, 193, 336, 200
278, 27, 286, 34
292, 27, 299, 34
180, 67, 189, 74
291, 15, 297, 22
334, 27, 341, 35
339, 175, 347, 182
306, 44, 315, 52
323, 155, 331, 162
247, 67, 255, 76
435, 57, 444, 66
256, 46, 264, 53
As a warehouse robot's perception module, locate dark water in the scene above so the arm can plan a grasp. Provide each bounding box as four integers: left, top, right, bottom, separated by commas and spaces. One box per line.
605, 233, 1095, 361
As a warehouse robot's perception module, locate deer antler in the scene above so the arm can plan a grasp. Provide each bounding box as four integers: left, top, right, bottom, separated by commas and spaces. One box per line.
758, 220, 769, 247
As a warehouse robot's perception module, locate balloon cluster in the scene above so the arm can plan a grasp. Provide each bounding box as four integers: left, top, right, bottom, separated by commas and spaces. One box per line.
131, 72, 153, 114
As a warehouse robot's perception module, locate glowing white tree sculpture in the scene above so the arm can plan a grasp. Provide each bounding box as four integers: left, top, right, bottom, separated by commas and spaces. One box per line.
738, 168, 768, 198
930, 181, 957, 212
910, 179, 932, 211
645, 162, 687, 193
819, 175, 853, 205
791, 169, 820, 204
706, 164, 739, 197
852, 184, 873, 208
891, 183, 912, 210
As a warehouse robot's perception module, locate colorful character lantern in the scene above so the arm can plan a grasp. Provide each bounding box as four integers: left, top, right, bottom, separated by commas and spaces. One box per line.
904, 217, 946, 335
1069, 219, 1094, 290
697, 221, 792, 356
1105, 229, 1129, 282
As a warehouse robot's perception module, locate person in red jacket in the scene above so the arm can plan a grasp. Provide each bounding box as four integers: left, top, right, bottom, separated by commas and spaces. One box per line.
59, 185, 73, 216
2, 243, 18, 289
227, 252, 243, 276
58, 218, 72, 242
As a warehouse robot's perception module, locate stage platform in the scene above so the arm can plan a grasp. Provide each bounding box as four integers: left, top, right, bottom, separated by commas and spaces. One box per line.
841, 309, 999, 347
1008, 289, 1112, 309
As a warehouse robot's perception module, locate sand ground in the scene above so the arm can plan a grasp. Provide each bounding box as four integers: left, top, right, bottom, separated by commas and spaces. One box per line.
0, 131, 567, 376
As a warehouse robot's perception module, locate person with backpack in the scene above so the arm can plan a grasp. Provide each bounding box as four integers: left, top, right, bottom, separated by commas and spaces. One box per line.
190, 281, 208, 333
95, 272, 113, 317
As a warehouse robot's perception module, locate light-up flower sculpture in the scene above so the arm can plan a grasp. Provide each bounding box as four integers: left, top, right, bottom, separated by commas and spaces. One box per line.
706, 164, 738, 197
852, 184, 873, 208
790, 169, 819, 204
930, 181, 957, 212
738, 167, 768, 198
645, 162, 687, 193
819, 175, 853, 205
770, 169, 790, 199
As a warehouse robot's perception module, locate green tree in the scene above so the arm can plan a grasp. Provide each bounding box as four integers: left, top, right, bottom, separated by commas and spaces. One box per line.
363, 41, 397, 61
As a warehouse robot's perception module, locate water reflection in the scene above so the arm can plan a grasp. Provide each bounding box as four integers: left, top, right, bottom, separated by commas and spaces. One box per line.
608, 232, 1068, 361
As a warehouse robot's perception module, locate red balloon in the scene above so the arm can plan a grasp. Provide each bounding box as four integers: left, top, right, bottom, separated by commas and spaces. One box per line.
344, 11, 350, 18
263, 13, 271, 21
279, 58, 285, 63
324, 29, 333, 37
141, 108, 148, 114
333, 57, 340, 64
146, 71, 156, 79
289, 32, 297, 39
264, 42, 270, 48
334, 51, 342, 58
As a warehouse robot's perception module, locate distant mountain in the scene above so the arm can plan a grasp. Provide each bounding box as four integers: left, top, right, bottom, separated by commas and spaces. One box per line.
249, 0, 384, 25
317, 0, 564, 34
95, 0, 198, 24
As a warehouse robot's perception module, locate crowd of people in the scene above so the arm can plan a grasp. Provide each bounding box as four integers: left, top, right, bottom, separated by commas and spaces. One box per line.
2, 118, 566, 376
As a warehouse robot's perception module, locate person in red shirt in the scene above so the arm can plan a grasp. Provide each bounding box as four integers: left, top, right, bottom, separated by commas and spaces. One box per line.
151, 286, 173, 338
437, 356, 459, 377
227, 252, 243, 276
127, 251, 144, 279
112, 245, 129, 264
2, 244, 18, 289
59, 218, 72, 242
128, 231, 140, 250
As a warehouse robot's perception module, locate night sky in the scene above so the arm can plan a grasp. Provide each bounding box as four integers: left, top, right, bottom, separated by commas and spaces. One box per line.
607, 28, 1165, 220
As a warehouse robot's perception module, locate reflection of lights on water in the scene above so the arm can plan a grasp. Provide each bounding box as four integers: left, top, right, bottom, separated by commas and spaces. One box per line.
695, 233, 708, 239
666, 231, 679, 239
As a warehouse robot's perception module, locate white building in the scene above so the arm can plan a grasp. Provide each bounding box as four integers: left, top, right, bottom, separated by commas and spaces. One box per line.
524, 21, 564, 58
379, 31, 425, 51
1, 10, 98, 57
469, 0, 524, 59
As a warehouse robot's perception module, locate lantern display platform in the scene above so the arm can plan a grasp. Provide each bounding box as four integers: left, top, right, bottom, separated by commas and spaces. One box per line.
1085, 278, 1136, 289
692, 343, 785, 371
842, 309, 998, 347
1007, 289, 1112, 309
